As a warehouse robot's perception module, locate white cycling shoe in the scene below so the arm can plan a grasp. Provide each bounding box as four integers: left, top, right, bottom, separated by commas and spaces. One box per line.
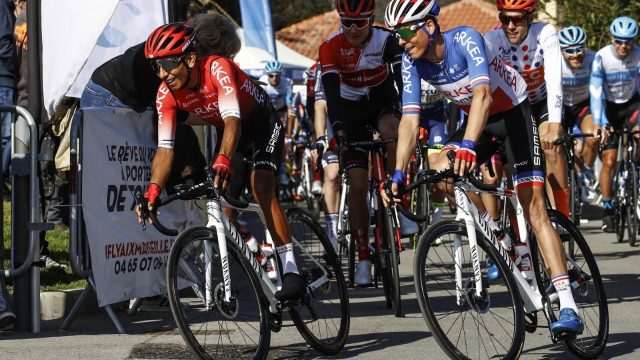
355, 260, 372, 286
311, 180, 323, 195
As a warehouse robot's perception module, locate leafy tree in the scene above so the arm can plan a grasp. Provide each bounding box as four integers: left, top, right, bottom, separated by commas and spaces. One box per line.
540, 0, 640, 50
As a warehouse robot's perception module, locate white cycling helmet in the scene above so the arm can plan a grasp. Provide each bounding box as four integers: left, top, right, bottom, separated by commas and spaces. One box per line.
558, 26, 586, 48
385, 0, 440, 28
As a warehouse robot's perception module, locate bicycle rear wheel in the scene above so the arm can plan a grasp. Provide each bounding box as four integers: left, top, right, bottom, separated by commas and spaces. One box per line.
548, 211, 609, 358
414, 220, 525, 360
287, 208, 350, 355
614, 163, 626, 242
166, 226, 270, 360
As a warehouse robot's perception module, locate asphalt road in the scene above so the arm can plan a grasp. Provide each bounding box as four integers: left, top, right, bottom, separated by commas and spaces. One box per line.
1, 206, 639, 360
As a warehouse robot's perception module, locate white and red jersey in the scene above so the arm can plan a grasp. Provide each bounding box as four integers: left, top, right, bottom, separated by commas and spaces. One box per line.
319, 26, 402, 102
484, 22, 564, 122
155, 56, 270, 148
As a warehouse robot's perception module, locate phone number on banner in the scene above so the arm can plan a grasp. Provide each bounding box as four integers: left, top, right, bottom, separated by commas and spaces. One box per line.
113, 256, 168, 275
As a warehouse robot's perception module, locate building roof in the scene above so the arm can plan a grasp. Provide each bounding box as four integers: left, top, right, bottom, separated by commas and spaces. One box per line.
275, 0, 501, 62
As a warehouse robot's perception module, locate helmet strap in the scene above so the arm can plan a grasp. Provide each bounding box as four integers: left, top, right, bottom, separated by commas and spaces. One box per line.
421, 19, 440, 55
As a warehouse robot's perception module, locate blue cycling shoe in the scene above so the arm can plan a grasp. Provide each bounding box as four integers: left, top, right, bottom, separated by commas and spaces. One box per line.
486, 257, 502, 281
550, 308, 584, 335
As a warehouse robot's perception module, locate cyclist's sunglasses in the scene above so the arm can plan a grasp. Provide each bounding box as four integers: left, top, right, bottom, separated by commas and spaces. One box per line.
268, 73, 281, 78
394, 22, 426, 42
562, 47, 585, 56
341, 16, 371, 30
613, 38, 633, 46
498, 13, 528, 26
151, 56, 184, 73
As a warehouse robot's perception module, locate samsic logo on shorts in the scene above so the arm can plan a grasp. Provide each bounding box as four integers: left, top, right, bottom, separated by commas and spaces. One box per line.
266, 122, 282, 153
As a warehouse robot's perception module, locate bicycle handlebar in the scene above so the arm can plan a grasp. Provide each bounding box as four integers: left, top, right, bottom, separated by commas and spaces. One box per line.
136, 178, 249, 237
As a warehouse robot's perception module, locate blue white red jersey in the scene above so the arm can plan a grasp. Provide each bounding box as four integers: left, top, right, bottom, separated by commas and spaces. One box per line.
420, 79, 446, 116
258, 74, 293, 111
561, 50, 595, 106
590, 45, 640, 126
402, 26, 527, 117
484, 22, 564, 122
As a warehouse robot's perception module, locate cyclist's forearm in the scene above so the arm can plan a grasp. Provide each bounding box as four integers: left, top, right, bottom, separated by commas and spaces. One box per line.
219, 116, 241, 159
464, 85, 492, 142
314, 99, 328, 140
150, 147, 174, 190
396, 114, 419, 172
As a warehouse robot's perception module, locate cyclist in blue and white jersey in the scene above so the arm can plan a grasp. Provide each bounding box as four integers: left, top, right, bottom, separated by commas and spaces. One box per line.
558, 26, 600, 203
419, 79, 448, 223
259, 60, 295, 136
590, 16, 640, 232
484, 0, 570, 220
383, 0, 584, 335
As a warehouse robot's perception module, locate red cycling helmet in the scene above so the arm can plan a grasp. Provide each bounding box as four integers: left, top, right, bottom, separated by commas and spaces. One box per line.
336, 0, 375, 18
144, 23, 196, 59
496, 0, 536, 13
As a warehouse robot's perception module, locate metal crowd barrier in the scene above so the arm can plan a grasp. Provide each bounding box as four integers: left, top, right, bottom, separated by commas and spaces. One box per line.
0, 105, 50, 333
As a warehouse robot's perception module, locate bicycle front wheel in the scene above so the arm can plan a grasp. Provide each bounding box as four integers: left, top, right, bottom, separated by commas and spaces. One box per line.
626, 166, 637, 246
414, 220, 525, 360
549, 211, 609, 358
166, 226, 270, 360
382, 206, 402, 317
287, 208, 350, 355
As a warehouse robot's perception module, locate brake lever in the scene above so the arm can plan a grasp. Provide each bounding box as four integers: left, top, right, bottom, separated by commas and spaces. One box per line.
134, 192, 148, 231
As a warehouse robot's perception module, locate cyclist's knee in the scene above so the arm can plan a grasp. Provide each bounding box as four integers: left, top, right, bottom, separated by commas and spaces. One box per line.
324, 164, 339, 183
253, 170, 276, 198
601, 152, 616, 168
378, 116, 399, 139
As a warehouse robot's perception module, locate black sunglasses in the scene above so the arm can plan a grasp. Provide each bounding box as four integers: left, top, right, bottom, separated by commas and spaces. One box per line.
268, 73, 281, 78
151, 56, 184, 73
563, 47, 585, 56
613, 38, 633, 46
498, 13, 528, 26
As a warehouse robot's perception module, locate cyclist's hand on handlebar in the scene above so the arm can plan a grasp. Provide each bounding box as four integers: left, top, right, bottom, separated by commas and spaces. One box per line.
595, 126, 608, 146
541, 122, 562, 150
312, 135, 327, 159
454, 140, 477, 177
381, 170, 405, 206
136, 183, 160, 224
211, 154, 232, 191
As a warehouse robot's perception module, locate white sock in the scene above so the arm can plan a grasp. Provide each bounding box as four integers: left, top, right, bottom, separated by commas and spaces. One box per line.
431, 206, 443, 224
481, 210, 500, 232
325, 213, 339, 250
552, 274, 578, 313
276, 243, 299, 275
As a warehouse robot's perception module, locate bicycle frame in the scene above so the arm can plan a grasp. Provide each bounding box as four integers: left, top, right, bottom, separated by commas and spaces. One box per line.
203, 196, 331, 314
452, 181, 545, 314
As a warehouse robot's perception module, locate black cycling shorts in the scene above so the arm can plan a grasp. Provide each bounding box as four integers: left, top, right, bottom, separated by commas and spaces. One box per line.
342, 100, 400, 170
445, 100, 544, 190
237, 109, 284, 174
603, 94, 640, 150
530, 98, 550, 126
563, 98, 591, 130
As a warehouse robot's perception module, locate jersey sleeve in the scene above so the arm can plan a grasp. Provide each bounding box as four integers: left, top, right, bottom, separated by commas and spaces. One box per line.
319, 41, 339, 76
455, 28, 491, 88
540, 24, 563, 123
155, 83, 178, 149
401, 53, 421, 115
590, 52, 606, 126
209, 57, 241, 119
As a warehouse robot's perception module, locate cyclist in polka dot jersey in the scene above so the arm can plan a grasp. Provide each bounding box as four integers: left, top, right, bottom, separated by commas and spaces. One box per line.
484, 0, 570, 219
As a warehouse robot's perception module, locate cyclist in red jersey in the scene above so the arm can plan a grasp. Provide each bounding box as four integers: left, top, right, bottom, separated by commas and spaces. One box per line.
319, 0, 404, 285
135, 23, 305, 302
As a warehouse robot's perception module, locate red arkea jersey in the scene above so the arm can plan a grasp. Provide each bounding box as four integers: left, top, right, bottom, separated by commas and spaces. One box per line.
155, 56, 270, 148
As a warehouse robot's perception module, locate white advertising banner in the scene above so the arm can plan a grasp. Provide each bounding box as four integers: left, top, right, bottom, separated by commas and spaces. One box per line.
81, 107, 201, 306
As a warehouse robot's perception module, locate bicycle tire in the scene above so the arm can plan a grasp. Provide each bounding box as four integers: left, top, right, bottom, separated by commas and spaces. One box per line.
286, 208, 350, 355
548, 211, 609, 358
414, 220, 525, 360
570, 169, 581, 225
166, 226, 270, 360
374, 205, 393, 308
626, 166, 637, 246
382, 206, 402, 317
614, 162, 626, 243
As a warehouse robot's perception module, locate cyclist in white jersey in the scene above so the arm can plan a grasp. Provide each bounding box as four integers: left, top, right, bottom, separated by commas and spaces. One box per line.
558, 26, 600, 203
259, 60, 295, 135
591, 16, 640, 232
383, 0, 584, 335
484, 0, 570, 220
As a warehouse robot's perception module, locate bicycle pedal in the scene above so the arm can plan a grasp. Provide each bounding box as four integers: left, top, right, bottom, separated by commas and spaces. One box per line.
555, 331, 578, 341
276, 299, 301, 311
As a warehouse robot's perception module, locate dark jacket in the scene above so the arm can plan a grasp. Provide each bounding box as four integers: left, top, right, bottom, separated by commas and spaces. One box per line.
0, 0, 15, 88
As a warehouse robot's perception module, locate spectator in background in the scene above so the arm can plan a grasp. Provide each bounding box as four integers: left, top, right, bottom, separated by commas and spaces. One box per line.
0, 0, 15, 331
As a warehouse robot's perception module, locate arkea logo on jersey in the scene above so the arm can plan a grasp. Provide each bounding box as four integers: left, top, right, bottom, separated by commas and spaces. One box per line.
452, 31, 484, 66
239, 79, 266, 106
156, 85, 171, 124
488, 56, 518, 91
210, 61, 235, 96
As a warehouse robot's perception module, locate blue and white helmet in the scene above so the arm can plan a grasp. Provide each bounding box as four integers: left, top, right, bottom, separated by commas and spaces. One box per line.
610, 16, 638, 39
265, 60, 284, 74
558, 26, 586, 48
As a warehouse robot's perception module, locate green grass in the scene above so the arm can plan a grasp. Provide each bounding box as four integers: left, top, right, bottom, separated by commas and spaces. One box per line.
2, 201, 87, 292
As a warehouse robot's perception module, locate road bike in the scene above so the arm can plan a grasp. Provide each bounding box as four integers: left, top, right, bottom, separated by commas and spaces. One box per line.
411, 164, 609, 359
611, 127, 640, 246
139, 176, 350, 359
